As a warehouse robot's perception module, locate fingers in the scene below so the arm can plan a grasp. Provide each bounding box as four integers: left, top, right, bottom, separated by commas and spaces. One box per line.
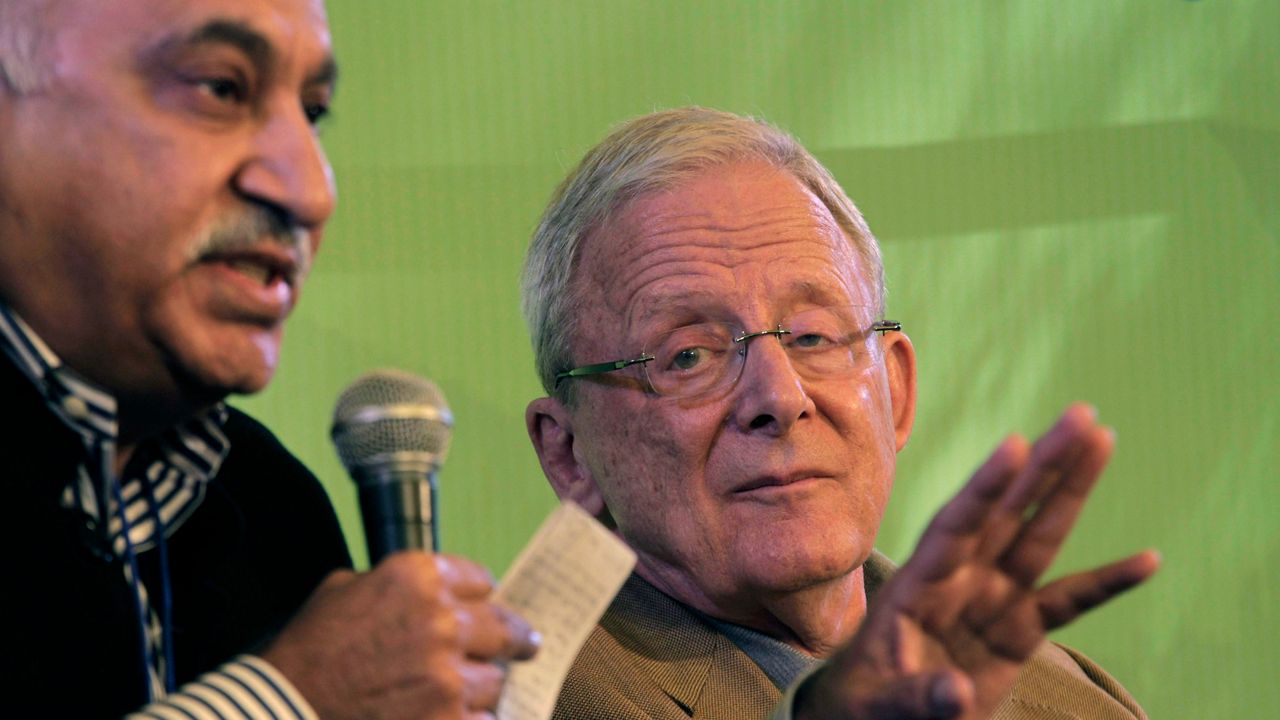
378, 553, 540, 661
905, 435, 1029, 582
814, 405, 1152, 720
1035, 550, 1161, 629
998, 403, 1099, 516
896, 404, 1118, 593
995, 414, 1115, 584
933, 436, 1029, 536
264, 551, 540, 719
458, 659, 506, 712
798, 666, 974, 720
947, 404, 1106, 583
311, 567, 358, 594
892, 405, 1132, 630
861, 671, 974, 720
459, 601, 541, 661
433, 553, 500, 598
372, 551, 539, 648
970, 405, 1095, 564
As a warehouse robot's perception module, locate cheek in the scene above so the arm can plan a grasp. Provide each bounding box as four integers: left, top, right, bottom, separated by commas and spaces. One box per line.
844, 364, 898, 445
581, 398, 718, 530
75, 87, 222, 246
44, 141, 201, 283
818, 372, 899, 500
138, 274, 282, 392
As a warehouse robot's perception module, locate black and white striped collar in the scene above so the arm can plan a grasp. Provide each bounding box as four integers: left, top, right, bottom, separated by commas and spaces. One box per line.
0, 302, 230, 552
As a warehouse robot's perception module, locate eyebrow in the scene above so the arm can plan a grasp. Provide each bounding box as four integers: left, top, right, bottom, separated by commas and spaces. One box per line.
789, 279, 856, 307
147, 18, 338, 90
632, 281, 857, 329
633, 291, 726, 326
188, 20, 273, 67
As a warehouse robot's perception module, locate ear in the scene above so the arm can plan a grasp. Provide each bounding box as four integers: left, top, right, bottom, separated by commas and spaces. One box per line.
882, 330, 917, 451
525, 396, 606, 516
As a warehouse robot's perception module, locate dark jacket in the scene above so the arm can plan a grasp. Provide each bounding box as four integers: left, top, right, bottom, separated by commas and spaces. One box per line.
0, 357, 352, 716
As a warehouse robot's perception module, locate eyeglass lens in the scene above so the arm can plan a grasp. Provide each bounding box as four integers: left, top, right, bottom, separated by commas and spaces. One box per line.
641, 305, 878, 398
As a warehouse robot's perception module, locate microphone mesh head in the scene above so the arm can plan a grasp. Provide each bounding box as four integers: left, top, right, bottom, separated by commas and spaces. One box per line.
331, 368, 453, 472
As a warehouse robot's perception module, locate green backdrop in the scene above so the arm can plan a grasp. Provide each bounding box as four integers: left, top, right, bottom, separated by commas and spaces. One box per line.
237, 2, 1278, 716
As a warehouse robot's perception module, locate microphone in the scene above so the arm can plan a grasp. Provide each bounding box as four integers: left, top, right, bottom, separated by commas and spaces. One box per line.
331, 369, 454, 564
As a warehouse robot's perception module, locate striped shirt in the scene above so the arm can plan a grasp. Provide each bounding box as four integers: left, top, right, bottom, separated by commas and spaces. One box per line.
0, 304, 316, 719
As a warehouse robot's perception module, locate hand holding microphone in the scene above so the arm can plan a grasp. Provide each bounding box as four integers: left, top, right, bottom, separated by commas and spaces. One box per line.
262, 369, 539, 720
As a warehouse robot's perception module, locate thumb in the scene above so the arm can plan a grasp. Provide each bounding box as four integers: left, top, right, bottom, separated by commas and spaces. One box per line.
862, 671, 973, 719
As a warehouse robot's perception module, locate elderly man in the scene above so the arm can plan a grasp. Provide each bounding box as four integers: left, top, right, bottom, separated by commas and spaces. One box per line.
522, 107, 1157, 719
0, 0, 534, 717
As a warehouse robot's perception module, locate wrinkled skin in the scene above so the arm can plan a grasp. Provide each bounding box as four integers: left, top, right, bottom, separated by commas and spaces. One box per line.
528, 161, 917, 653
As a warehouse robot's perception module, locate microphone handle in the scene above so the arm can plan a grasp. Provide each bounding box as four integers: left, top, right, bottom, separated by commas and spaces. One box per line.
356, 467, 438, 564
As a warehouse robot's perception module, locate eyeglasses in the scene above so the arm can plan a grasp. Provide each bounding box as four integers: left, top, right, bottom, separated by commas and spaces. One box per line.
555, 304, 901, 400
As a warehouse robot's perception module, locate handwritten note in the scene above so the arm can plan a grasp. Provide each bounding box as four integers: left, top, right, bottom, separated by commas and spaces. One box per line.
495, 502, 636, 720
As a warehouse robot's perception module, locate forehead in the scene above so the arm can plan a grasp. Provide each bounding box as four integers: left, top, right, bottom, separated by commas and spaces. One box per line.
51, 0, 331, 61
578, 162, 870, 324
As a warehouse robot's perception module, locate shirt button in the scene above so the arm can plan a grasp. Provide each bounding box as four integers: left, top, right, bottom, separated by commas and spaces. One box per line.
61, 395, 90, 420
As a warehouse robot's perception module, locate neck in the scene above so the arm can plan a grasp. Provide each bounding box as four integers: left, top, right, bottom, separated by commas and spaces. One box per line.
0, 297, 219, 476
639, 561, 869, 658
113, 443, 136, 478
114, 381, 222, 476
114, 397, 183, 477
747, 565, 868, 656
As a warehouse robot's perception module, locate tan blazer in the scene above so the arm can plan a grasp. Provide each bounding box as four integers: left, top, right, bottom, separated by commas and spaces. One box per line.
552, 557, 1146, 720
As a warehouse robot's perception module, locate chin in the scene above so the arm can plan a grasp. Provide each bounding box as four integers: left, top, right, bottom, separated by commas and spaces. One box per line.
741, 541, 866, 595
204, 360, 276, 397
164, 362, 262, 409
167, 340, 280, 405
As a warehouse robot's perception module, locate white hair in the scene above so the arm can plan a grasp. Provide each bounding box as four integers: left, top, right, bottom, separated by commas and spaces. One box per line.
521, 106, 886, 401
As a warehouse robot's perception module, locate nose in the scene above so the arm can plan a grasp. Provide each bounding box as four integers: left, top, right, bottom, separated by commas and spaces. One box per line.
234, 100, 337, 234
730, 333, 812, 436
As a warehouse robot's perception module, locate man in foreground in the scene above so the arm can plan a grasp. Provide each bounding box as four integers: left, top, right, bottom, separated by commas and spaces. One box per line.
522, 107, 1158, 719
0, 0, 535, 716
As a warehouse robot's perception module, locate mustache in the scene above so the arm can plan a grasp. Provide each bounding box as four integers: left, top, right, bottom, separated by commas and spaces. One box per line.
188, 207, 313, 283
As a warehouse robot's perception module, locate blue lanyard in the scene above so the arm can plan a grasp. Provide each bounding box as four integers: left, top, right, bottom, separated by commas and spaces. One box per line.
144, 476, 177, 694
112, 477, 176, 699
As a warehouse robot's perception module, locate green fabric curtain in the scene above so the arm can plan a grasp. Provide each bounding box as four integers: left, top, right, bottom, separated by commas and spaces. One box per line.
238, 3, 1279, 715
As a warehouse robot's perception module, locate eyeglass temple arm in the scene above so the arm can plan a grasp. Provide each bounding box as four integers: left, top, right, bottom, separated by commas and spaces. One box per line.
554, 355, 656, 385
873, 320, 902, 334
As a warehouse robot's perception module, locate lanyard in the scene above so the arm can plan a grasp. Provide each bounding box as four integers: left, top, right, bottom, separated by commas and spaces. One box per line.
113, 476, 177, 699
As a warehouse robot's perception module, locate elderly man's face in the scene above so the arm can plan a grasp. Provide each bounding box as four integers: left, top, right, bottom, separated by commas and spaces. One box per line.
531, 161, 916, 618
0, 0, 335, 419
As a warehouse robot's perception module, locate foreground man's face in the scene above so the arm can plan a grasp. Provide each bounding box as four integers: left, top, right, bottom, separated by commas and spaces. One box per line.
0, 0, 336, 415
563, 161, 914, 617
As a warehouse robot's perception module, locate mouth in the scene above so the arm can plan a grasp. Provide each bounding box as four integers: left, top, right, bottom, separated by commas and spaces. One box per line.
190, 243, 306, 325
203, 247, 300, 289
732, 470, 831, 495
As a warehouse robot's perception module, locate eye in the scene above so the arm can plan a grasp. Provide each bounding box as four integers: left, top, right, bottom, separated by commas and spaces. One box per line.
303, 102, 330, 125
671, 347, 707, 371
197, 75, 247, 104
302, 86, 334, 126
791, 332, 831, 349
169, 67, 254, 120
649, 322, 732, 379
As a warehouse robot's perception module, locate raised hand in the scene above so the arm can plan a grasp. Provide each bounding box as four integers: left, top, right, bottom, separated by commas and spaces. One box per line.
263, 552, 539, 720
797, 404, 1159, 720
